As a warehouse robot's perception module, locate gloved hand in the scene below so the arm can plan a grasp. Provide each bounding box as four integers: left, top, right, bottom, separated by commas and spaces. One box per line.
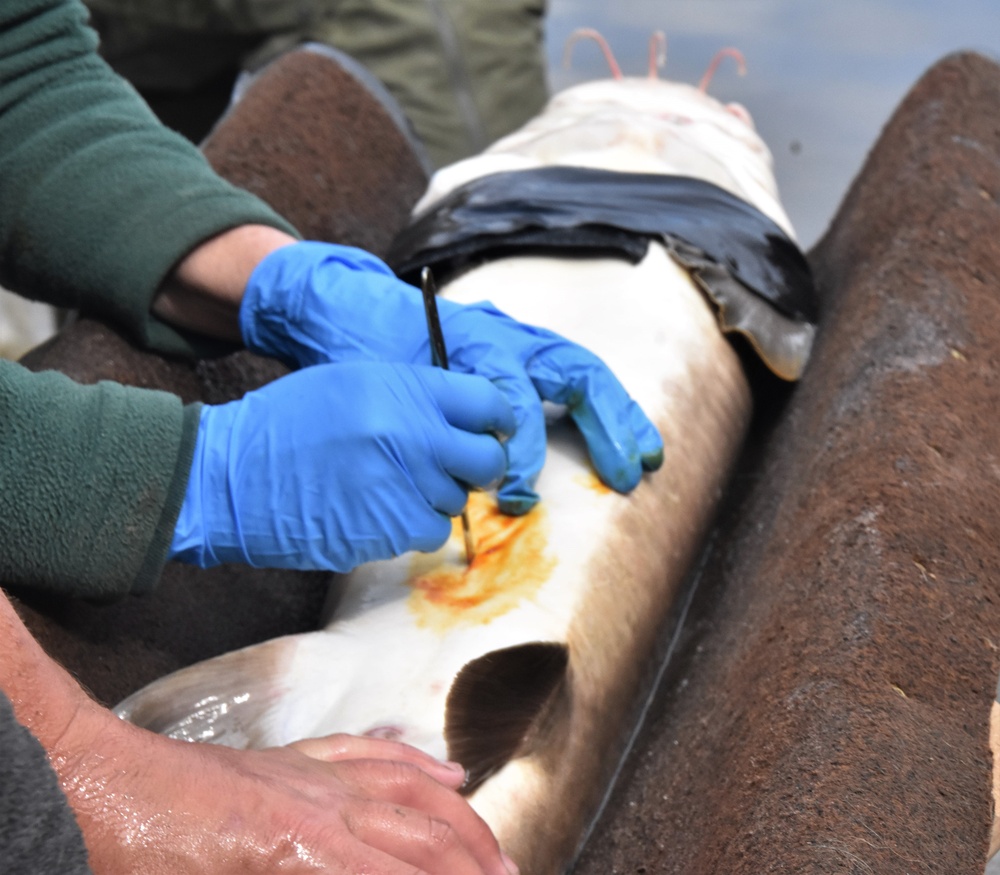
240, 241, 664, 514
169, 362, 514, 571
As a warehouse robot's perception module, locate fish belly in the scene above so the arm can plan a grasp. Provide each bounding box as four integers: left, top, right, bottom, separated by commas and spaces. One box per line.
0, 287, 58, 360
441, 245, 753, 869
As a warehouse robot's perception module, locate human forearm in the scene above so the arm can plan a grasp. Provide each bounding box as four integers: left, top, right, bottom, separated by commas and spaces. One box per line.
0, 0, 296, 356
0, 592, 99, 759
1, 590, 515, 875
152, 225, 297, 342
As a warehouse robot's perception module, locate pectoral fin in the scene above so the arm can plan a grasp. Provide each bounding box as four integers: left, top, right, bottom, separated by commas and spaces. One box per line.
114, 637, 298, 749
445, 642, 569, 793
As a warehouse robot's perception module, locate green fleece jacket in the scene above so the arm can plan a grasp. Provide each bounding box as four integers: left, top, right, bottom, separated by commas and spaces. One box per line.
0, 0, 296, 598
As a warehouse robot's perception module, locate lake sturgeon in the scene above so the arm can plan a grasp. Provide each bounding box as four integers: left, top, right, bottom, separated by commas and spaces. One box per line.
116, 34, 817, 874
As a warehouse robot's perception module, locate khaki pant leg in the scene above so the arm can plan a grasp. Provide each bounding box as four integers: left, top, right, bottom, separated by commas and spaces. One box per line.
85, 0, 549, 166
295, 0, 548, 166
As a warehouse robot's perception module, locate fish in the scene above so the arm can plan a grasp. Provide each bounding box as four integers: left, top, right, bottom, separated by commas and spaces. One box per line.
115, 32, 817, 875
0, 287, 58, 360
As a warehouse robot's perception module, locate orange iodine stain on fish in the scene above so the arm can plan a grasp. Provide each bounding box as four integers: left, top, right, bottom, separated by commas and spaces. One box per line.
407, 493, 556, 632
574, 469, 613, 496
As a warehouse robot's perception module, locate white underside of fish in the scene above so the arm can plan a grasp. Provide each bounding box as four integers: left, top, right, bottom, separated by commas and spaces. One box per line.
0, 286, 58, 360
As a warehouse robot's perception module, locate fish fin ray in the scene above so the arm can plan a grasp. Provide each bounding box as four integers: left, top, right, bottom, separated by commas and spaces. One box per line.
445, 641, 568, 793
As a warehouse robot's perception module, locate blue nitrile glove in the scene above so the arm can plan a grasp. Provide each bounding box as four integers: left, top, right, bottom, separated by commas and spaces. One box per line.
169, 361, 514, 571
240, 241, 664, 514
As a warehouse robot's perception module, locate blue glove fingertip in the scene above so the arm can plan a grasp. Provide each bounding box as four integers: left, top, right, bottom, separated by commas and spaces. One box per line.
491, 377, 546, 516
601, 456, 644, 494
642, 445, 665, 472
496, 482, 541, 516
628, 402, 664, 472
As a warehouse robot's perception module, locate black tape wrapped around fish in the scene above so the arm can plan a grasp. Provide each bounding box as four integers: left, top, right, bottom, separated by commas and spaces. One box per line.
389, 166, 816, 380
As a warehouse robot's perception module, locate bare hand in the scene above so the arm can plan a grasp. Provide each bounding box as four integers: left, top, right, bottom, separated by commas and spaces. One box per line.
56, 708, 516, 875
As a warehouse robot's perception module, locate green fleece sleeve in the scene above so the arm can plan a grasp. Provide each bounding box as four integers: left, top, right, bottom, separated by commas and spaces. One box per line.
0, 359, 198, 599
0, 0, 298, 358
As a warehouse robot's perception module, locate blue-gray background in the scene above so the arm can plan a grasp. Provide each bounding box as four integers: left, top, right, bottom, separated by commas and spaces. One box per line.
544, 0, 1000, 249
